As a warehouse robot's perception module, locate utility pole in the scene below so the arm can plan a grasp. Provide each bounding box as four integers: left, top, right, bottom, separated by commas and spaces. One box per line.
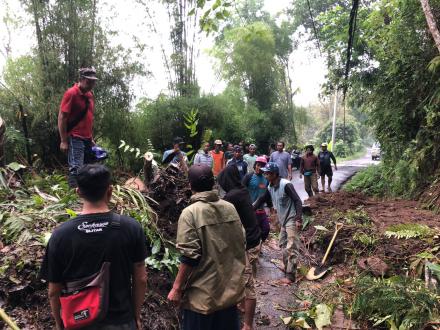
331, 89, 338, 152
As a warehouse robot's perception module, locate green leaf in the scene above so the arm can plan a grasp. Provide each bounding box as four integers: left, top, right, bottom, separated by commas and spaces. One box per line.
314, 225, 329, 231
188, 8, 196, 16
65, 209, 77, 218
7, 162, 26, 171
151, 240, 161, 255
118, 140, 126, 148
312, 304, 332, 330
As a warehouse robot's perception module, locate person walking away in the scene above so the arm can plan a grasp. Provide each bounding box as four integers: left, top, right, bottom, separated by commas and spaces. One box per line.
224, 142, 234, 164
218, 166, 261, 330
242, 156, 271, 243
40, 164, 148, 330
300, 145, 320, 197
318, 143, 337, 192
290, 146, 301, 170
162, 137, 188, 172
210, 139, 225, 176
253, 162, 302, 284
243, 144, 258, 173
227, 145, 248, 179
194, 142, 213, 168
168, 164, 246, 330
58, 67, 98, 188
269, 141, 292, 180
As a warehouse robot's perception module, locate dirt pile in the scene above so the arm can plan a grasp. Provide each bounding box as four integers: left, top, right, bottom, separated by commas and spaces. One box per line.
302, 191, 440, 275
148, 164, 191, 240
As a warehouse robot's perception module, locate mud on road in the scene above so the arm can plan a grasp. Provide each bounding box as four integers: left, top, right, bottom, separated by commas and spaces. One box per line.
254, 191, 440, 329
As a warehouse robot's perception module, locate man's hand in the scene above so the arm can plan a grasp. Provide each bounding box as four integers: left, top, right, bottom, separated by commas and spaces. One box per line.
91, 139, 96, 146
60, 141, 68, 153
288, 174, 292, 181
135, 318, 142, 330
295, 218, 302, 230
335, 165, 338, 170
167, 287, 182, 306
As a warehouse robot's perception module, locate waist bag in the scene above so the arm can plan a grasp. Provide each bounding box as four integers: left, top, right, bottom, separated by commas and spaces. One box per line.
60, 213, 120, 329
304, 171, 313, 176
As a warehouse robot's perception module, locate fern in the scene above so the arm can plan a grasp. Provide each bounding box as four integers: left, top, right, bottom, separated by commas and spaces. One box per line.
384, 223, 435, 240
353, 276, 439, 330
1, 214, 34, 244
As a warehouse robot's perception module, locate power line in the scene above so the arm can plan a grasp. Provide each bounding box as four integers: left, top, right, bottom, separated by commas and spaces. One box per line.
306, 0, 322, 55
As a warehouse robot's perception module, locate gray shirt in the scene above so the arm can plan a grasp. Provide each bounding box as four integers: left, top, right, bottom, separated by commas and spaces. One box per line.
269, 151, 292, 178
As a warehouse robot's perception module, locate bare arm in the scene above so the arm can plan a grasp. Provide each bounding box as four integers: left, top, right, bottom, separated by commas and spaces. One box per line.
168, 262, 194, 305
48, 282, 63, 330
132, 261, 147, 329
58, 112, 69, 153
288, 164, 292, 179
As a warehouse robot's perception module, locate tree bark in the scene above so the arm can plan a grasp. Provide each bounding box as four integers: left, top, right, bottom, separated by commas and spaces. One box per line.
0, 116, 5, 167
420, 0, 440, 53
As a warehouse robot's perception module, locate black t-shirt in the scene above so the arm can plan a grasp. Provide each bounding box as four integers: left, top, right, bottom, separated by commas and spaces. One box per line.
40, 212, 148, 325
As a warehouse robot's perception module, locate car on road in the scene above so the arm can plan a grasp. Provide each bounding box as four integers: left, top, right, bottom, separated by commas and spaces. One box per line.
371, 142, 381, 160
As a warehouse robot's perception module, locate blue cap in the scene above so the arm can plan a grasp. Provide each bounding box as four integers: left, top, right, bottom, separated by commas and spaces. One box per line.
261, 162, 279, 173
92, 145, 108, 160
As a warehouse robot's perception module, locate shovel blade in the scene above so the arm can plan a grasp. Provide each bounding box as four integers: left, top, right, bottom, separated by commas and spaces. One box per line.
306, 266, 328, 281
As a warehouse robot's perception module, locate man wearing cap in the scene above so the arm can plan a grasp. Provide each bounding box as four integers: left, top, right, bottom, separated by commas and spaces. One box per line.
253, 162, 302, 284
168, 164, 246, 330
269, 141, 292, 180
210, 140, 225, 176
242, 156, 271, 243
318, 143, 337, 192
58, 67, 98, 187
162, 137, 188, 172
243, 144, 257, 174
194, 142, 214, 168
227, 145, 248, 179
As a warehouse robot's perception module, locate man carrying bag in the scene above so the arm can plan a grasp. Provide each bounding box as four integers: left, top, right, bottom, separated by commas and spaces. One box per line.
40, 164, 148, 329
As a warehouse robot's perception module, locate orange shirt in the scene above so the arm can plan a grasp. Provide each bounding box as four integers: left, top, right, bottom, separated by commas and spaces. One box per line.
210, 150, 224, 176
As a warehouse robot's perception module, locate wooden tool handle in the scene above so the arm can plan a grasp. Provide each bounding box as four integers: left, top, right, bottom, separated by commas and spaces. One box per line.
321, 223, 343, 265
0, 308, 20, 330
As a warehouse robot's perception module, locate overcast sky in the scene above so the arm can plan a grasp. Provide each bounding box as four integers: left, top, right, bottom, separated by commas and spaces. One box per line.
0, 0, 326, 107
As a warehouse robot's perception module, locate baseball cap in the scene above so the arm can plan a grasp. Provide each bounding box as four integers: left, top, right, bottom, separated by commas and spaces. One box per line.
173, 137, 185, 145
321, 143, 328, 147
261, 162, 279, 174
256, 156, 267, 164
249, 144, 256, 148
214, 139, 223, 145
233, 145, 242, 152
79, 67, 98, 80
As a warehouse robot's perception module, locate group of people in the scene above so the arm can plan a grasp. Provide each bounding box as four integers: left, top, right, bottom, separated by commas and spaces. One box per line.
47, 67, 338, 329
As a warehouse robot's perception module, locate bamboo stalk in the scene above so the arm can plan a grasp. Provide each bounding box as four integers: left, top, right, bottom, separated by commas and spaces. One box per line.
0, 308, 20, 330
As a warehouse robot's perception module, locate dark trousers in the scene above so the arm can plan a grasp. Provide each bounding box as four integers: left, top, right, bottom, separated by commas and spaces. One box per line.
68, 136, 94, 187
182, 306, 240, 330
83, 319, 136, 330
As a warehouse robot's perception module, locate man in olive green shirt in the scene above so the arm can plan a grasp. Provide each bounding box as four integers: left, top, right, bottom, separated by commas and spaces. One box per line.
168, 164, 246, 330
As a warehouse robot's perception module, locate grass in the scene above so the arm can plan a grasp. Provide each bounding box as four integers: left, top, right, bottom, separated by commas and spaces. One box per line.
336, 146, 367, 163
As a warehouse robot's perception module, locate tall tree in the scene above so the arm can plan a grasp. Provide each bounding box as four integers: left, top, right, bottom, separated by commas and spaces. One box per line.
420, 0, 440, 53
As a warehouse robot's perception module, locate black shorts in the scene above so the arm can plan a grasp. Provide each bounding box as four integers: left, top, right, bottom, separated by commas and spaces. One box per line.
320, 166, 333, 177
183, 306, 240, 330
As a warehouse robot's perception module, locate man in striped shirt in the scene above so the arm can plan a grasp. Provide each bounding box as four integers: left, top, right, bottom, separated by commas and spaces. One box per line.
194, 142, 213, 168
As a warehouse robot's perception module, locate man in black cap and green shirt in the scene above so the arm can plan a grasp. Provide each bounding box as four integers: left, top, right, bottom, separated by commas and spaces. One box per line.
58, 67, 98, 187
168, 164, 246, 330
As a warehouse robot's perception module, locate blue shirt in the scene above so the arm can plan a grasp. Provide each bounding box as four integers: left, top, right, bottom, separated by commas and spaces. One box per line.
227, 158, 248, 179
269, 151, 292, 178
162, 149, 187, 164
245, 173, 268, 203
194, 151, 213, 167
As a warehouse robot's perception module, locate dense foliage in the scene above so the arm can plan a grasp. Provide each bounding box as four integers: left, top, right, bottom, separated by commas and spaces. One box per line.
292, 0, 440, 196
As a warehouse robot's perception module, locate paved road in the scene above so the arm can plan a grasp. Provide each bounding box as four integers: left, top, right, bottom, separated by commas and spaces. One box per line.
292, 149, 378, 202
255, 149, 379, 329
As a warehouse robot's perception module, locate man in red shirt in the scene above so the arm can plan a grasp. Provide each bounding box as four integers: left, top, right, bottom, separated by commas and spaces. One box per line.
58, 67, 97, 187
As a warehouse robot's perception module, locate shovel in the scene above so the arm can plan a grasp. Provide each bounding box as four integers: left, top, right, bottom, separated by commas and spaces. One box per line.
306, 222, 343, 280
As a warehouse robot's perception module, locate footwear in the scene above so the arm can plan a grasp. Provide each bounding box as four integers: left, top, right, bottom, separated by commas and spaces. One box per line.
319, 190, 324, 193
